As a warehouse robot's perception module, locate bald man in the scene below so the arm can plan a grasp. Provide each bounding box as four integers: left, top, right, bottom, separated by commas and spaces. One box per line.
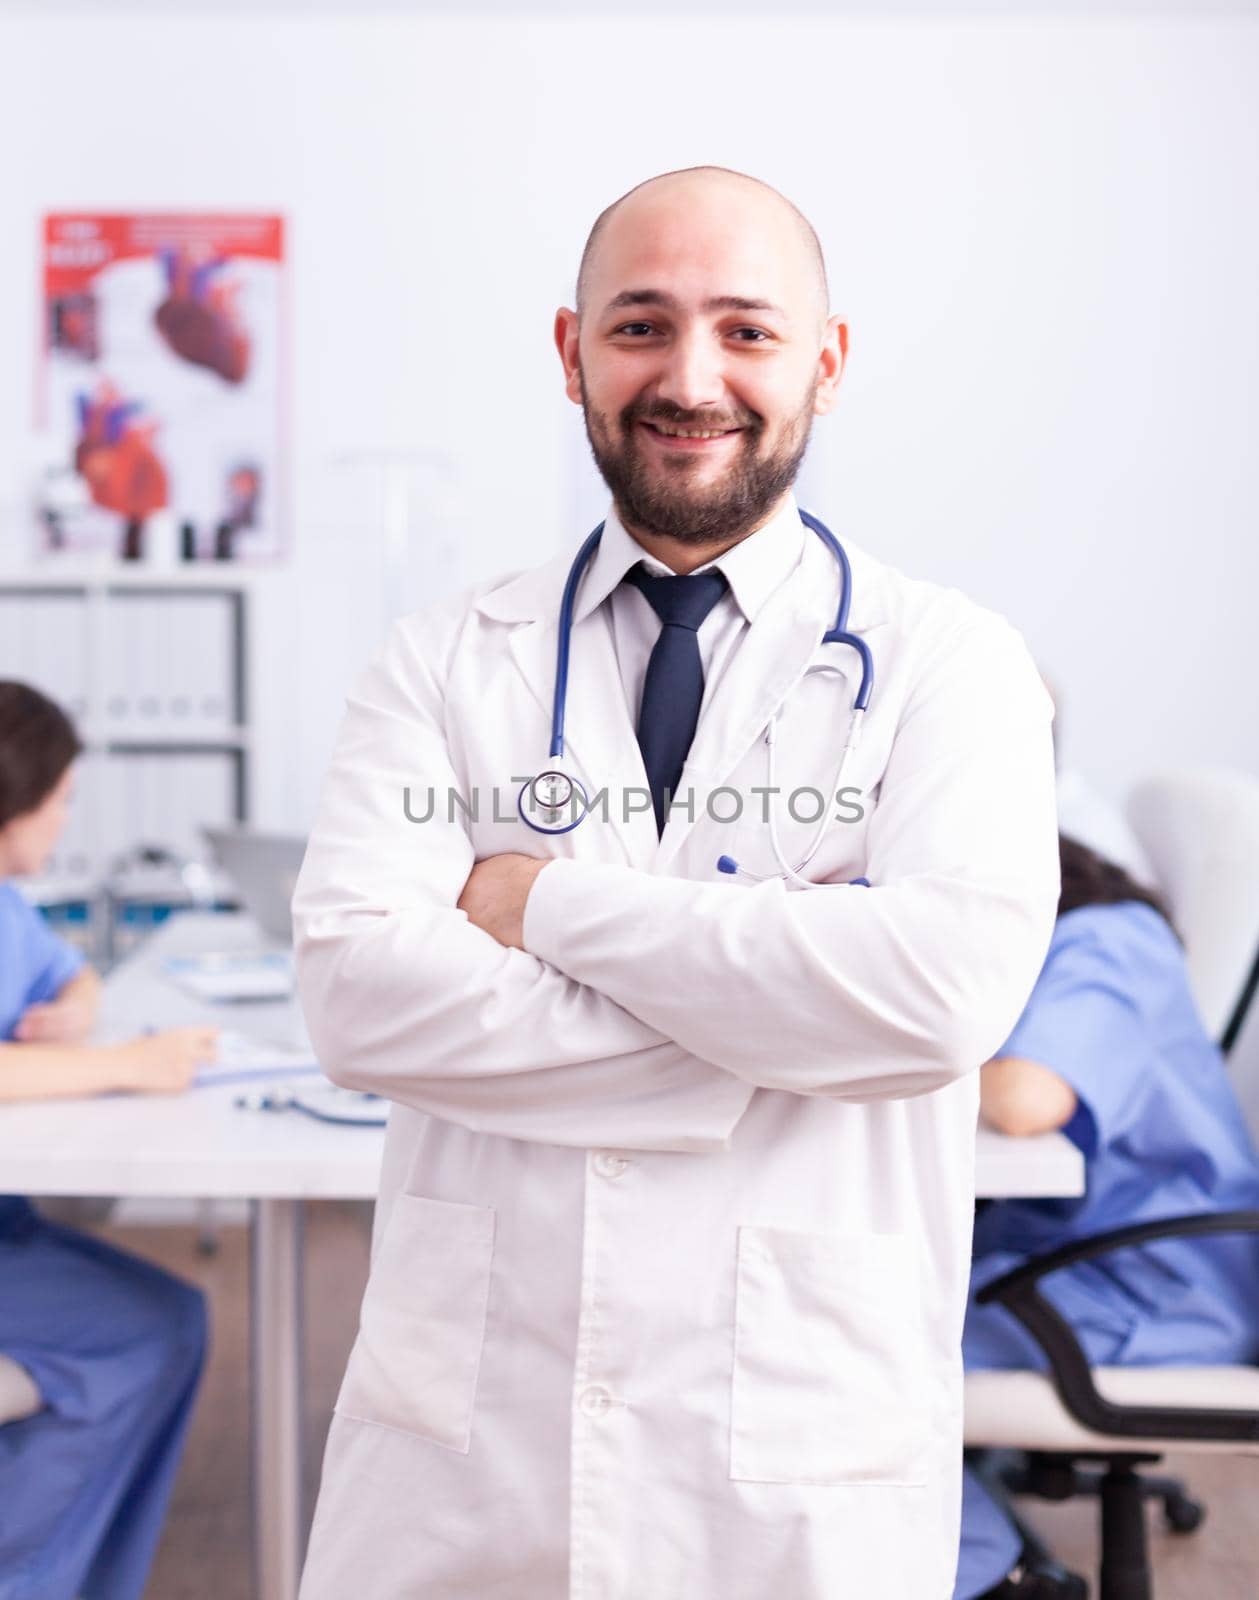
293, 167, 1061, 1600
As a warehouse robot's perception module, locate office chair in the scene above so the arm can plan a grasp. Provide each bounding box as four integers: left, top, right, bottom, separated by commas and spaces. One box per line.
964, 768, 1259, 1600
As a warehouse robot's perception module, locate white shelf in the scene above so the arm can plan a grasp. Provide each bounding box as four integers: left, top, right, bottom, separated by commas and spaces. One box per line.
92, 729, 252, 751
24, 872, 99, 906
0, 565, 263, 591
0, 579, 253, 913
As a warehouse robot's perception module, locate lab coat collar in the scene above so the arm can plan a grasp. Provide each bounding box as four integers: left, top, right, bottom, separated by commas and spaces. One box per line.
474, 492, 834, 629
570, 493, 806, 627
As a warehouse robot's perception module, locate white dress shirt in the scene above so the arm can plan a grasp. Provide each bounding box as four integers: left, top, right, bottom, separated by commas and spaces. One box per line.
571, 491, 808, 727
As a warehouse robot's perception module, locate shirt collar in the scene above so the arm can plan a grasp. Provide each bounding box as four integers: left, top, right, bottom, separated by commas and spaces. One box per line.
572, 490, 805, 626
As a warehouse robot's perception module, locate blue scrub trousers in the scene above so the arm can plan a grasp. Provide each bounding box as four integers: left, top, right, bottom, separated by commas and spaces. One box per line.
0, 1198, 207, 1600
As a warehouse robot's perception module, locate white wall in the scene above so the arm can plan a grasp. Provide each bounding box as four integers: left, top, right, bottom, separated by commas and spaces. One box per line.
0, 9, 1255, 828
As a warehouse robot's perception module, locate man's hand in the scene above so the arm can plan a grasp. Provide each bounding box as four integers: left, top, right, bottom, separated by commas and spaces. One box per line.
458, 854, 550, 950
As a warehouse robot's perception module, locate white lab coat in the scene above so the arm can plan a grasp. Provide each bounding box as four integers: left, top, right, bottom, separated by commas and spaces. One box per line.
292, 517, 1059, 1600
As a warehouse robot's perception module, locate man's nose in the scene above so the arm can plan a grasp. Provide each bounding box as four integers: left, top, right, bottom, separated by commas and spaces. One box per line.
655, 330, 726, 413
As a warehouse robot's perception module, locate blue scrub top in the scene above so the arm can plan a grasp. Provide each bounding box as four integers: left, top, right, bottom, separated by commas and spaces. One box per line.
973, 900, 1259, 1363
0, 881, 86, 1041
0, 880, 87, 1236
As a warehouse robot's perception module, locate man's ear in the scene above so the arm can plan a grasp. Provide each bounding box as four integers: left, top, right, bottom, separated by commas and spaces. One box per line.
554, 307, 582, 405
813, 315, 848, 417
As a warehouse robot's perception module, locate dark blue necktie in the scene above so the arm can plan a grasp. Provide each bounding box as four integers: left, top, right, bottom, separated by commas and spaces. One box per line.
625, 563, 729, 835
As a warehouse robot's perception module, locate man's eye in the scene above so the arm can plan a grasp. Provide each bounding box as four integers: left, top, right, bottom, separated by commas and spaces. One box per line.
612, 322, 770, 341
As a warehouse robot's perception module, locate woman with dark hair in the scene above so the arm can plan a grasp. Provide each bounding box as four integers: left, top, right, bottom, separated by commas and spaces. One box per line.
954, 834, 1259, 1599
0, 680, 218, 1600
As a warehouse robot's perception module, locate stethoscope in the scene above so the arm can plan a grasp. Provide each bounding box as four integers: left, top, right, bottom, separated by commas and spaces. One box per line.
234, 1084, 389, 1126
517, 509, 875, 890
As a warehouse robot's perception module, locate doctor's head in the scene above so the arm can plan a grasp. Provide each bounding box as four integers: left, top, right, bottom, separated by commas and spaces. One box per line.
0, 682, 81, 878
555, 166, 847, 552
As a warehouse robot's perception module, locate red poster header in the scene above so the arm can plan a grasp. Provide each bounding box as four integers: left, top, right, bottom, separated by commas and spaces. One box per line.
44, 213, 284, 297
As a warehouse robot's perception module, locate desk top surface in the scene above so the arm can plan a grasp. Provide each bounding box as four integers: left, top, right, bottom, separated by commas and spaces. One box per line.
0, 912, 1085, 1202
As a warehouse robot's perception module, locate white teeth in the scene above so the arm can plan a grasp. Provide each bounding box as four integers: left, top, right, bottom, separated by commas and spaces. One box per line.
650, 424, 733, 439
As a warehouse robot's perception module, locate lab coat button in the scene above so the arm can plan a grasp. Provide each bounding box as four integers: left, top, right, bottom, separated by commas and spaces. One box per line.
593, 1152, 630, 1179
578, 1385, 614, 1418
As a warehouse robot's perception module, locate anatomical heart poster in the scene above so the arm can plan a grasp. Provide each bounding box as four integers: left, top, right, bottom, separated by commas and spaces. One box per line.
38, 213, 287, 562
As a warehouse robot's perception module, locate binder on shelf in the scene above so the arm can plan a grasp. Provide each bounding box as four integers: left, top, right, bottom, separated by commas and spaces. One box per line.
101, 749, 238, 866
105, 591, 236, 739
0, 593, 89, 719
172, 592, 235, 734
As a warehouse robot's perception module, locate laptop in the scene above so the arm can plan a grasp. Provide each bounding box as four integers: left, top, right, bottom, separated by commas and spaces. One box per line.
202, 827, 307, 945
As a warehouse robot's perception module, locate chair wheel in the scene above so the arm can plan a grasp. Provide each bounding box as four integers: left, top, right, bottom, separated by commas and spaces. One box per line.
1163, 1491, 1205, 1534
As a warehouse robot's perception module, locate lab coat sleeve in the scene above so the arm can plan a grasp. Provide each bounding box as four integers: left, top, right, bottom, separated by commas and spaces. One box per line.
522, 610, 1060, 1101
291, 615, 753, 1152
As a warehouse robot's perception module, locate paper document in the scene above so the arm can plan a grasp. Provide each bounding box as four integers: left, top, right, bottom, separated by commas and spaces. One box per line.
194, 1028, 320, 1088
164, 950, 294, 1002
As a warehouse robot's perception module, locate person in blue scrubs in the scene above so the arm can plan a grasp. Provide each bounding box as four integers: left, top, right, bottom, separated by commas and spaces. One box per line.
0, 680, 218, 1600
954, 833, 1259, 1600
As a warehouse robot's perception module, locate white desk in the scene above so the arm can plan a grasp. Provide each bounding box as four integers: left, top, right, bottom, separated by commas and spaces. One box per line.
0, 911, 1083, 1600
975, 1122, 1084, 1200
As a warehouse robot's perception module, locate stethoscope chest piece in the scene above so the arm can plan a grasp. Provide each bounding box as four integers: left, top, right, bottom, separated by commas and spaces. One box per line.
517, 768, 590, 835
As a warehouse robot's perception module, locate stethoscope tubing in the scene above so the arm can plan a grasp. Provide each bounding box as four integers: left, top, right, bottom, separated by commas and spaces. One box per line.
551, 524, 604, 760
523, 510, 875, 885
233, 1087, 389, 1126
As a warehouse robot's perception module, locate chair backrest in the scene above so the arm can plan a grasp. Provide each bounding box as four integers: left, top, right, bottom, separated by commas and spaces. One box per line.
1126, 770, 1259, 1138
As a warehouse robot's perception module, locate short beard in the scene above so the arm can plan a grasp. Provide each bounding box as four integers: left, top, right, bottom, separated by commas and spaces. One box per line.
579, 370, 816, 547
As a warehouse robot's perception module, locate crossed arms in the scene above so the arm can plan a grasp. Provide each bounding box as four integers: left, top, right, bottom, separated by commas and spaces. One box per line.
291, 612, 1059, 1153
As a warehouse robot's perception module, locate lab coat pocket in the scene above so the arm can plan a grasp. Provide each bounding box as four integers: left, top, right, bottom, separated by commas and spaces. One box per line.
730, 1226, 929, 1486
335, 1192, 495, 1453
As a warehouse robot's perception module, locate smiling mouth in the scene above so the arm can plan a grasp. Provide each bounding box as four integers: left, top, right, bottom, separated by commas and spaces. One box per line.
638, 420, 744, 446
